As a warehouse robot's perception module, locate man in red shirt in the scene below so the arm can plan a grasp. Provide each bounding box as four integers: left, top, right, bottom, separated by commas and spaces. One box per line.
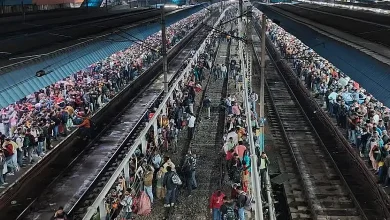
234, 141, 247, 160
209, 189, 225, 220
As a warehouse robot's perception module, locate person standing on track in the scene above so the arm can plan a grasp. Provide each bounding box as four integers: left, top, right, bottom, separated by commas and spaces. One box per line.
187, 112, 196, 140
259, 151, 270, 189
209, 189, 225, 220
182, 151, 197, 197
163, 166, 180, 220
203, 95, 212, 119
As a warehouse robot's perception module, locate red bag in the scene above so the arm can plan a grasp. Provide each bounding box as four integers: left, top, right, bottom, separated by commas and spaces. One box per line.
137, 191, 151, 216
4, 144, 14, 157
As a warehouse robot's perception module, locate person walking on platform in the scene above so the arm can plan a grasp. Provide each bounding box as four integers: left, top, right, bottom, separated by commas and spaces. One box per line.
203, 95, 212, 119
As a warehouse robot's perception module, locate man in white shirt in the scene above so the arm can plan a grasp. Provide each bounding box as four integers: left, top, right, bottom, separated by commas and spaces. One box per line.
327, 89, 338, 116
187, 113, 196, 140
221, 64, 227, 79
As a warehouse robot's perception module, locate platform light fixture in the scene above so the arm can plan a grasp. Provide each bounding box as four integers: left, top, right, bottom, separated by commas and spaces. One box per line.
164, 4, 179, 9
36, 70, 46, 77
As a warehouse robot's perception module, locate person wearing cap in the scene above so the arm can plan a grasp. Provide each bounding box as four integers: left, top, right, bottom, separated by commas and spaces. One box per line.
209, 189, 225, 220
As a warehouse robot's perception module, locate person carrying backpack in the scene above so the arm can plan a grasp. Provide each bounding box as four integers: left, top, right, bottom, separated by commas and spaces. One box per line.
24, 129, 36, 165
182, 152, 197, 196
220, 196, 236, 220
162, 166, 181, 220
236, 186, 251, 220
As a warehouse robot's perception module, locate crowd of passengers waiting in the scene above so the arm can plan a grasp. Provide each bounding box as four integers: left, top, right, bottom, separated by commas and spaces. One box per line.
0, 9, 209, 189
254, 10, 390, 188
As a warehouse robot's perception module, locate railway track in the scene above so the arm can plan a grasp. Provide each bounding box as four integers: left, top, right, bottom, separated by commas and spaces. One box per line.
252, 30, 311, 219
252, 26, 369, 220
9, 19, 211, 220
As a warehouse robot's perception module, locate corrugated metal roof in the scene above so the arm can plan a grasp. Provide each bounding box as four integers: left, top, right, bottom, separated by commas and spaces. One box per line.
0, 6, 201, 109
261, 6, 390, 106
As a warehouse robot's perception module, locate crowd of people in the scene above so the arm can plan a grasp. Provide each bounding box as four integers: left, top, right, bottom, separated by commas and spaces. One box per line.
212, 89, 269, 220
97, 27, 219, 220
0, 7, 210, 188
253, 9, 390, 187
209, 36, 269, 219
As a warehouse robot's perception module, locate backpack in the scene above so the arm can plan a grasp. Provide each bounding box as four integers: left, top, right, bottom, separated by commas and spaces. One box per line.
171, 172, 182, 185
4, 144, 14, 157
23, 135, 30, 148
168, 129, 176, 139
184, 156, 195, 172
241, 193, 252, 211
224, 204, 236, 220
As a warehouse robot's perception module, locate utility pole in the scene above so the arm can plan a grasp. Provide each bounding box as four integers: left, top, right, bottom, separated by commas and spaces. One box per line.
259, 13, 266, 153
22, 0, 25, 23
161, 5, 168, 94
239, 0, 243, 22
246, 5, 253, 91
